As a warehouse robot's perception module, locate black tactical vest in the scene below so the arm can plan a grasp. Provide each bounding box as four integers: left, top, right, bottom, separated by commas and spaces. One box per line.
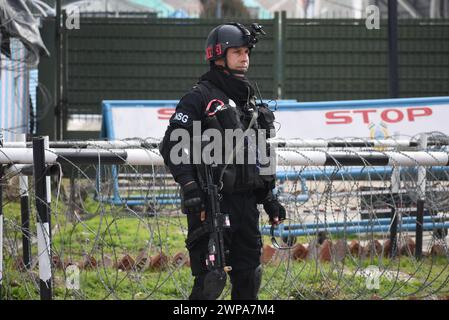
196, 80, 275, 195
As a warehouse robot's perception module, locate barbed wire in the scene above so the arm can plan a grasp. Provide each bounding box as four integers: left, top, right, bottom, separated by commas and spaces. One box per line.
0, 130, 448, 300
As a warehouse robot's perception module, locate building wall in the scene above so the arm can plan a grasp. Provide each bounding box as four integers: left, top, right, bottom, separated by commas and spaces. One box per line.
0, 39, 30, 142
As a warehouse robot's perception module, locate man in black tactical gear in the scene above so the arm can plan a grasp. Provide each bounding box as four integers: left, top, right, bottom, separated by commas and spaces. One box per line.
159, 22, 286, 300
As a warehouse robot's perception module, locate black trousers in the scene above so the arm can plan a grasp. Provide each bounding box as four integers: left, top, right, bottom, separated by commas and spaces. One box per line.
186, 192, 262, 299
189, 267, 262, 300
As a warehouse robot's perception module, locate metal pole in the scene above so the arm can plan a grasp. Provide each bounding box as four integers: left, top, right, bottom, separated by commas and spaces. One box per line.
388, 0, 399, 98
33, 137, 52, 300
260, 215, 446, 231
4, 137, 449, 149
1, 149, 449, 167
278, 12, 285, 99
18, 135, 31, 269
416, 133, 427, 259
215, 0, 222, 18
56, 0, 63, 140
430, 0, 441, 18
61, 9, 68, 141
44, 137, 52, 244
390, 166, 400, 258
264, 222, 449, 237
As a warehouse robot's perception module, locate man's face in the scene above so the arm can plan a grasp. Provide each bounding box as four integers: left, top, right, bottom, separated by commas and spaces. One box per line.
216, 46, 250, 74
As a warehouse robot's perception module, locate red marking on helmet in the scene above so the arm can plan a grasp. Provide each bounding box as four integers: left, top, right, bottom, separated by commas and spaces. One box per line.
215, 44, 222, 56
206, 46, 213, 59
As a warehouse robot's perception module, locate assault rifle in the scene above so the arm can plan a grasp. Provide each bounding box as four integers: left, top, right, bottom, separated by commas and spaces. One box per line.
200, 163, 232, 299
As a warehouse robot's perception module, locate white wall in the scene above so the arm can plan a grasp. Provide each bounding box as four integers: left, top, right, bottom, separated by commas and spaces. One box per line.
0, 39, 30, 142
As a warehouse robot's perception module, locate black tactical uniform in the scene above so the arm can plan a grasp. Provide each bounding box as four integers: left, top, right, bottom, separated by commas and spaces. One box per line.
159, 23, 285, 300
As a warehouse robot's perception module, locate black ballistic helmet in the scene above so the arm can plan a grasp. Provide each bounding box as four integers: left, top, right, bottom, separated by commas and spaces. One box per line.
205, 22, 265, 63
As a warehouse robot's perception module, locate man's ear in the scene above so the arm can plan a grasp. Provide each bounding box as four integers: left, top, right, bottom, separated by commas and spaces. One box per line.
214, 58, 225, 67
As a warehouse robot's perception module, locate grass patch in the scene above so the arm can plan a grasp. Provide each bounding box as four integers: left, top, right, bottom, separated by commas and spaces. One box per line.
1, 198, 448, 300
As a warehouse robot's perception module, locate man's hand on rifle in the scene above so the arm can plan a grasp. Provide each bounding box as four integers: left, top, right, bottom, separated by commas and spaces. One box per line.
181, 181, 206, 221
263, 198, 286, 226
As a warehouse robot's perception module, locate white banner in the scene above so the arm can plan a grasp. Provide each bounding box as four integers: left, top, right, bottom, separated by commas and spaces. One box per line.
274, 104, 447, 139
103, 98, 449, 140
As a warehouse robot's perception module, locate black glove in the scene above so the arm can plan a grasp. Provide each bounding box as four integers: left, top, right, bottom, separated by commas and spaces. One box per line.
263, 199, 286, 224
180, 181, 205, 215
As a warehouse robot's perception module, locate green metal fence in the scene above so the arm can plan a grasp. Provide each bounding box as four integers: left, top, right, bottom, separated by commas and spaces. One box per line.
37, 14, 449, 139
283, 16, 389, 101
67, 18, 275, 104
398, 19, 449, 98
